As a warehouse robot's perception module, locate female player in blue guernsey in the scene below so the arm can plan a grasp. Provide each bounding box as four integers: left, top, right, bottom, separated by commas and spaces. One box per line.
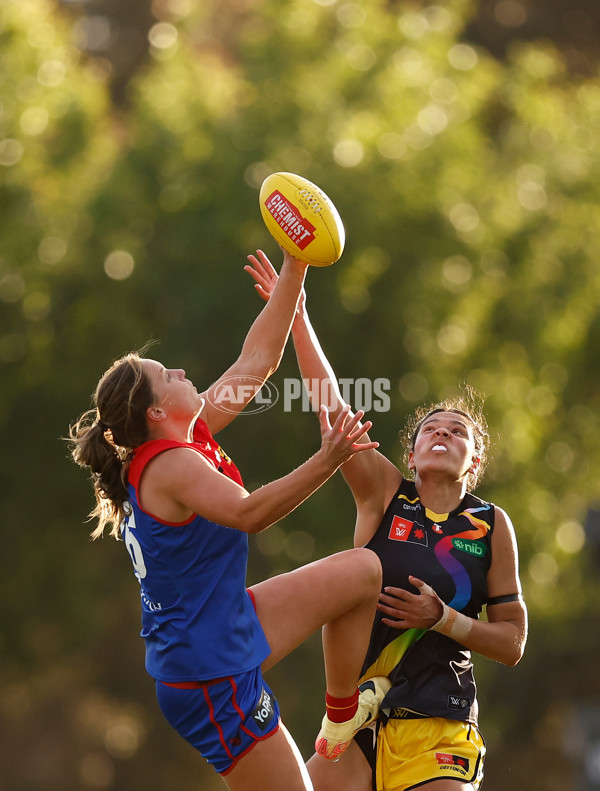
68, 249, 392, 791
246, 255, 528, 791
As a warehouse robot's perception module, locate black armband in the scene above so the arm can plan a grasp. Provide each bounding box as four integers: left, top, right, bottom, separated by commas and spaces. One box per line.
486, 593, 522, 606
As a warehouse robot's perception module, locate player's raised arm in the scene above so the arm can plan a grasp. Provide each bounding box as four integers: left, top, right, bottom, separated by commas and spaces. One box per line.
245, 253, 401, 543
202, 172, 346, 436
142, 404, 379, 535
200, 248, 307, 435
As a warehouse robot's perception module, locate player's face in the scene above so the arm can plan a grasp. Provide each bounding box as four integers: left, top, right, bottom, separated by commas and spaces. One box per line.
143, 359, 204, 420
409, 411, 479, 482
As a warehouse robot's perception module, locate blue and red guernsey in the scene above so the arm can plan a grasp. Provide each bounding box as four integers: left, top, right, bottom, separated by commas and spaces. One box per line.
121, 417, 270, 683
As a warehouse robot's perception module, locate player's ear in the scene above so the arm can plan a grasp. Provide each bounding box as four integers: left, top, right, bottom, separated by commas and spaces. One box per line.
147, 406, 166, 423
408, 450, 416, 470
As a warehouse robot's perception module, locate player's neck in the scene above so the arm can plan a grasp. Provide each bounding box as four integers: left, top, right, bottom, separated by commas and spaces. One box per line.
414, 474, 468, 515
149, 417, 193, 444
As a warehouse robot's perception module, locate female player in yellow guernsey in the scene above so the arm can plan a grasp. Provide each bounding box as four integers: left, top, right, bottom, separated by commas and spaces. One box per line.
246, 255, 528, 791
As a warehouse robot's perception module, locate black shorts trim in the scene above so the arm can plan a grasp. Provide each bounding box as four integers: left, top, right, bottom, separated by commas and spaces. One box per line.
354, 725, 378, 791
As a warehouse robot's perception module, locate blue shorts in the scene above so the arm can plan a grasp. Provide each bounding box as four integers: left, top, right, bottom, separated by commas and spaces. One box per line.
155, 666, 281, 775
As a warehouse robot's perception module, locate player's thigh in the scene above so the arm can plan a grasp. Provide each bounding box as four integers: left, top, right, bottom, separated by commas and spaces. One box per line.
224, 724, 312, 791
250, 548, 380, 669
307, 739, 372, 791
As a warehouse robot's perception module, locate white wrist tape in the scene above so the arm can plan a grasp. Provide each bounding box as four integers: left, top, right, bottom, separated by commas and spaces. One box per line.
430, 603, 473, 644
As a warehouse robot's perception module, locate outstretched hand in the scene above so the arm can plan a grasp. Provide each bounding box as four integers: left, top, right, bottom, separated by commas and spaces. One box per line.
245, 250, 278, 302
245, 249, 307, 314
377, 575, 444, 630
317, 404, 379, 468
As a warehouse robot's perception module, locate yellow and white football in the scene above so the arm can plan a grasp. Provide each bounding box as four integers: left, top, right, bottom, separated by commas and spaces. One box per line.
259, 172, 345, 267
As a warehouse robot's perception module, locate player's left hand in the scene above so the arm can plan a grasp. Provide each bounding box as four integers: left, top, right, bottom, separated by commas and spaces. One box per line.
378, 575, 445, 630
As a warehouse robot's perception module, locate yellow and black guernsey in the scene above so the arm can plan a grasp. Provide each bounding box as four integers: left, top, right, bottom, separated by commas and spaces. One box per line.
360, 479, 494, 725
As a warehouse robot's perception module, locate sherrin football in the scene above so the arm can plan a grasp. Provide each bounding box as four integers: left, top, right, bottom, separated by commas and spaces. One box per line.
259, 172, 345, 267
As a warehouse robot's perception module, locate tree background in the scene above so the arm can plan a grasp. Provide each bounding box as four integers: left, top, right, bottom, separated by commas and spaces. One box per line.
2, 0, 600, 788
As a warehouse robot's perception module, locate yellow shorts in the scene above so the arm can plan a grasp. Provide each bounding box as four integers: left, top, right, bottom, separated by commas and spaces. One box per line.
375, 716, 485, 791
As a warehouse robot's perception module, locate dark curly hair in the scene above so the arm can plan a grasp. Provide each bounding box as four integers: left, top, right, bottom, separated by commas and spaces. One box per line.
398, 387, 490, 491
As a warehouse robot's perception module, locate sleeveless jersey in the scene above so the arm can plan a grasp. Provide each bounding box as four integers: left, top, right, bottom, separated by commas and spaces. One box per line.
361, 478, 494, 724
121, 417, 271, 683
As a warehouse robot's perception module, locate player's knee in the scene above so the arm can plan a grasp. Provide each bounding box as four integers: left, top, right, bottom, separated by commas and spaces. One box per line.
355, 547, 382, 591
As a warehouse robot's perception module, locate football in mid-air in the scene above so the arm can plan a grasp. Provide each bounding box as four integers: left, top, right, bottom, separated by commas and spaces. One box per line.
259, 172, 345, 267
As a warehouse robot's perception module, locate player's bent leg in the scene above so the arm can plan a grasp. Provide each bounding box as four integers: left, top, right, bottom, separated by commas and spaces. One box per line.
307, 738, 373, 791
224, 724, 313, 791
249, 549, 382, 772
250, 547, 381, 672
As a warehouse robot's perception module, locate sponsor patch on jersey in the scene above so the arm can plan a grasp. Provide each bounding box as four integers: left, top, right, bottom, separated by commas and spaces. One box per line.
388, 516, 428, 546
452, 537, 487, 557
251, 687, 276, 731
448, 694, 470, 710
397, 493, 420, 511
435, 752, 470, 772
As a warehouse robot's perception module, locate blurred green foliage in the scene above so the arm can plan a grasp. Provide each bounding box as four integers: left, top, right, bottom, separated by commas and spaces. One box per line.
2, 0, 600, 788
